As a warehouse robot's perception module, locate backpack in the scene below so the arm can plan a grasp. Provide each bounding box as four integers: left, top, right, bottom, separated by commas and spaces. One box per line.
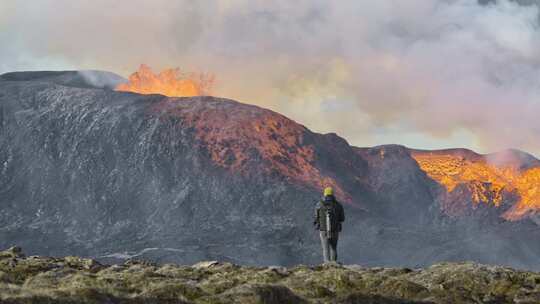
318, 202, 340, 234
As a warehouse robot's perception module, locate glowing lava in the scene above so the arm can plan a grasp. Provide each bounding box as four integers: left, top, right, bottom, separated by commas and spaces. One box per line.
116, 64, 214, 97
411, 150, 540, 220
152, 99, 355, 205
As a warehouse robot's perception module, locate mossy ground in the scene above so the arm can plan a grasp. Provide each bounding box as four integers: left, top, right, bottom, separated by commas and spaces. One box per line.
1, 247, 539, 303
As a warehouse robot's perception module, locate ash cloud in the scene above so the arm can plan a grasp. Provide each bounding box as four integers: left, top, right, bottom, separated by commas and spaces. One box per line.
2, 0, 540, 155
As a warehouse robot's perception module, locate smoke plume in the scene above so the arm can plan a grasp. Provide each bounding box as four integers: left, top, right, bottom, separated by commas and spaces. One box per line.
2, 0, 540, 155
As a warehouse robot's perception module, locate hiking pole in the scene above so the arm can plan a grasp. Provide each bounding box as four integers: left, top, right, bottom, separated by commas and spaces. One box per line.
326, 210, 331, 238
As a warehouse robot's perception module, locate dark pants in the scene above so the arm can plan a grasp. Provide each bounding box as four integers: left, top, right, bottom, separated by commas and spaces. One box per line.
319, 231, 339, 263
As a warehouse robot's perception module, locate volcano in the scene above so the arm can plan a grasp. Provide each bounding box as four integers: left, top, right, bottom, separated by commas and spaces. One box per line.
1, 70, 540, 270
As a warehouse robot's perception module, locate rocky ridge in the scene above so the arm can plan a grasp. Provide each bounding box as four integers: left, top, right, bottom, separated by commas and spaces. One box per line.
2, 247, 540, 304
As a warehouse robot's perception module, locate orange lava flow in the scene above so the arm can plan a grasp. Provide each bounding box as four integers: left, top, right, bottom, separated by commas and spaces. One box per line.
116, 64, 214, 97
411, 152, 540, 220
153, 100, 354, 205
510, 168, 540, 219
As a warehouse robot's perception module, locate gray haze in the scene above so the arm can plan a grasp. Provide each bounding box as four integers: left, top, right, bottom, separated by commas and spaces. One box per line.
1, 1, 540, 155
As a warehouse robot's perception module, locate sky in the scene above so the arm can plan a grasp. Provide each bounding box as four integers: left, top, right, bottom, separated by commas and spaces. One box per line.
1, 0, 540, 156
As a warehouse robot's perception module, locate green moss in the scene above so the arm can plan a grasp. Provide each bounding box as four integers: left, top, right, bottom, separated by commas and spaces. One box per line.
2, 259, 55, 284
0, 271, 10, 283
199, 275, 242, 295
378, 278, 429, 299
23, 268, 76, 289
1, 248, 540, 304
297, 282, 334, 299
141, 281, 205, 301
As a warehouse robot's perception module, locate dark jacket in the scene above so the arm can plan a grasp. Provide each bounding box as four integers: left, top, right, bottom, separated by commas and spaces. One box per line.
314, 195, 345, 232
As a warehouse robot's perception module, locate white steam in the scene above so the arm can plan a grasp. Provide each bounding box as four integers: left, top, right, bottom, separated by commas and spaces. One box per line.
1, 0, 540, 155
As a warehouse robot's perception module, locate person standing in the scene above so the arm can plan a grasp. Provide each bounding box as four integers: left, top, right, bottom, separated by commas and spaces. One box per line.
314, 187, 345, 263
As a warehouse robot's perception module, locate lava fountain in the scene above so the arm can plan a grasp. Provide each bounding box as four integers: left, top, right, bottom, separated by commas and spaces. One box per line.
116, 64, 214, 97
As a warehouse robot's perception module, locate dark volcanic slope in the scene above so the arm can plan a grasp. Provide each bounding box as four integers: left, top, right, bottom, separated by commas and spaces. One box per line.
1, 71, 540, 270
0, 70, 370, 266
0, 70, 126, 90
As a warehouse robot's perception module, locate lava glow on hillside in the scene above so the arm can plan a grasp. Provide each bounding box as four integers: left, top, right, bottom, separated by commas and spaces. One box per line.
152, 98, 355, 206
412, 151, 540, 220
116, 64, 214, 97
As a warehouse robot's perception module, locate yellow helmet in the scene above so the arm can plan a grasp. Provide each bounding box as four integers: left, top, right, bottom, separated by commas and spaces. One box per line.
323, 187, 333, 197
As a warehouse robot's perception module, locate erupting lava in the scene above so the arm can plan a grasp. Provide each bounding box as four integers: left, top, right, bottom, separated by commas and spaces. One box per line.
411, 150, 540, 220
116, 64, 214, 97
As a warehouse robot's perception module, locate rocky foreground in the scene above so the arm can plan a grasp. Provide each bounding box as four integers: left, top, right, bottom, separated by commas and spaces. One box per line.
1, 248, 540, 304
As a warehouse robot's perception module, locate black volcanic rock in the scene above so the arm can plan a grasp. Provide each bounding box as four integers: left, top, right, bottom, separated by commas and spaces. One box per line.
0, 71, 361, 266
355, 145, 438, 223
0, 70, 126, 89
1, 71, 540, 270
